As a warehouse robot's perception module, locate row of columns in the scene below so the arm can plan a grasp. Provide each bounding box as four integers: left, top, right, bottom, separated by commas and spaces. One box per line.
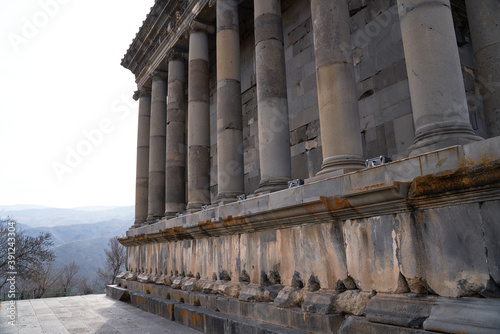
134, 0, 493, 225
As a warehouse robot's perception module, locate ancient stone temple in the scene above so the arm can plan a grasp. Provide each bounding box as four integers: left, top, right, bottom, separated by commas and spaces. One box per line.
108, 0, 500, 332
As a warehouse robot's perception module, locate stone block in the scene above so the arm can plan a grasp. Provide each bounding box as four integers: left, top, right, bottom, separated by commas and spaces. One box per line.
480, 200, 500, 288
339, 316, 427, 334
365, 293, 436, 328
393, 113, 415, 156
301, 291, 335, 315
400, 204, 491, 298
333, 290, 371, 316
424, 298, 500, 334
274, 287, 304, 308
344, 216, 406, 293
290, 125, 307, 146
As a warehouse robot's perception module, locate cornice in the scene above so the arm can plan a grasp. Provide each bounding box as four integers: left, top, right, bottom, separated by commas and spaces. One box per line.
121, 0, 211, 87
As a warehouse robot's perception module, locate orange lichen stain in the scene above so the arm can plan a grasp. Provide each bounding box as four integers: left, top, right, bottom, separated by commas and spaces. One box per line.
222, 215, 246, 227
181, 309, 189, 322
145, 286, 152, 294
409, 160, 500, 198
198, 219, 216, 230
305, 200, 328, 213
161, 226, 188, 240
326, 196, 353, 211
190, 312, 203, 327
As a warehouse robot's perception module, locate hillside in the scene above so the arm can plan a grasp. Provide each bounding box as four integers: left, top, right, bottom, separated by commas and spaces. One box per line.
23, 219, 131, 246
0, 205, 134, 228
1, 205, 133, 286
52, 237, 110, 283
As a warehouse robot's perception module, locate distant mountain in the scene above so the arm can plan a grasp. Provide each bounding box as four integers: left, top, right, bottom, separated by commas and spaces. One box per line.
52, 237, 110, 283
23, 219, 131, 246
1, 205, 134, 228
1, 205, 133, 285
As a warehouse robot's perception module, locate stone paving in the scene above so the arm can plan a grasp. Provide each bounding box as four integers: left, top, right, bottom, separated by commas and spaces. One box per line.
0, 294, 202, 334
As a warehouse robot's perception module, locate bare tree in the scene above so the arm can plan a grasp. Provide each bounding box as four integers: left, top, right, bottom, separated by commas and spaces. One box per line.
97, 236, 126, 285
21, 262, 62, 298
0, 217, 54, 290
58, 261, 85, 296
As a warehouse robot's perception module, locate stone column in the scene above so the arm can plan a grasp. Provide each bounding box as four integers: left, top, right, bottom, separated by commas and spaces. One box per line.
310, 0, 365, 176
147, 71, 167, 223
165, 54, 186, 218
465, 0, 500, 137
187, 22, 214, 212
133, 87, 151, 227
216, 0, 244, 203
397, 0, 482, 156
254, 0, 291, 193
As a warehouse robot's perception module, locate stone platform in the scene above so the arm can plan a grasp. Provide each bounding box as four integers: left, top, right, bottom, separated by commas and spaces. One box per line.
108, 281, 500, 334
116, 138, 500, 333
0, 294, 202, 334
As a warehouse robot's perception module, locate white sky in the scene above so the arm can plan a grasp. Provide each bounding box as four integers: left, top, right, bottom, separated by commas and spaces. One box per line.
0, 0, 154, 208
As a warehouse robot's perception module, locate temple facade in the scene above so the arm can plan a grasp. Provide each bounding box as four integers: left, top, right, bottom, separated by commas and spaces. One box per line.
108, 0, 500, 333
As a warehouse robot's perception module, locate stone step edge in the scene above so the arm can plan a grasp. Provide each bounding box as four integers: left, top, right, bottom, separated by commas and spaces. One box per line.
112, 280, 345, 333
106, 285, 309, 334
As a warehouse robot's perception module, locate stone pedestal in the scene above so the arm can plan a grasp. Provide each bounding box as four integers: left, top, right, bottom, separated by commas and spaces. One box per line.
465, 0, 500, 138
187, 24, 213, 212
310, 0, 365, 176
216, 0, 244, 203
147, 71, 167, 223
165, 56, 186, 218
397, 0, 482, 156
254, 0, 292, 193
133, 87, 151, 227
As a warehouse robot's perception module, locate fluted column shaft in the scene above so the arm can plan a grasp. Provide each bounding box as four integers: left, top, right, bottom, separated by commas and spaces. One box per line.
133, 87, 151, 227
465, 0, 500, 137
216, 0, 244, 203
165, 57, 186, 217
147, 72, 167, 222
311, 0, 365, 176
254, 0, 291, 193
187, 25, 212, 212
397, 0, 481, 156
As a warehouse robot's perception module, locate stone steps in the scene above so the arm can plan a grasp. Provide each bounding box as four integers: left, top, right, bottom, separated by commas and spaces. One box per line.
107, 285, 310, 333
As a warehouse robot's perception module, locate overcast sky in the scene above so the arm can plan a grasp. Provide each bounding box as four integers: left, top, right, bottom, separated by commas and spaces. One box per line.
0, 0, 154, 208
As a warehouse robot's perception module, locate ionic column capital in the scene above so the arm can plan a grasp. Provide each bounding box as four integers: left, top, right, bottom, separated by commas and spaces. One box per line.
151, 70, 168, 82
166, 48, 188, 62
133, 87, 152, 101
190, 20, 215, 34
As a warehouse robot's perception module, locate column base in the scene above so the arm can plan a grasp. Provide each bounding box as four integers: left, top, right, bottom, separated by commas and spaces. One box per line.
186, 201, 208, 213
146, 215, 163, 224
215, 192, 242, 205
408, 122, 483, 157
316, 155, 365, 177
255, 178, 290, 194
132, 219, 146, 228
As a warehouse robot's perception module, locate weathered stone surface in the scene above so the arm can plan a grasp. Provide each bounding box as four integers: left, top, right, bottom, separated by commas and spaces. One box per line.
333, 290, 372, 316
116, 271, 129, 280
343, 216, 406, 293
301, 291, 335, 314
274, 286, 305, 308
365, 293, 436, 328
400, 205, 491, 297
423, 297, 500, 334
339, 316, 427, 334
239, 283, 274, 302
125, 271, 138, 281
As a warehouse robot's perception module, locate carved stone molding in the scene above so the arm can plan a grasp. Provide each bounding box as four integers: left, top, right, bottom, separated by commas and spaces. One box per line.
133, 86, 152, 101
190, 20, 215, 34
